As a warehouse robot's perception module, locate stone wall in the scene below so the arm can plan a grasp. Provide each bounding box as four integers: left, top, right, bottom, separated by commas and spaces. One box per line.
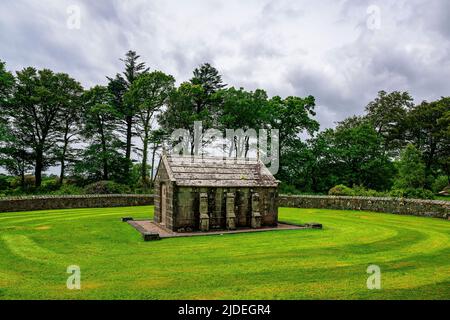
278, 195, 450, 220
1, 194, 448, 220
0, 194, 154, 213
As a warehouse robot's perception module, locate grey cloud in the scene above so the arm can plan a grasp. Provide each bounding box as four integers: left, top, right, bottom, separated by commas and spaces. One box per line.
0, 0, 449, 131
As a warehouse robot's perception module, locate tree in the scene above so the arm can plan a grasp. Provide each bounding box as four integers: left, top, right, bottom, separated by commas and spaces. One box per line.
0, 61, 33, 186
5, 68, 82, 186
54, 76, 83, 184
437, 108, 450, 182
0, 60, 15, 163
0, 124, 33, 187
0, 60, 14, 109
216, 87, 270, 157
107, 51, 149, 173
149, 129, 165, 185
300, 133, 337, 193
191, 63, 226, 96
78, 86, 125, 182
189, 63, 226, 115
394, 144, 426, 189
125, 71, 175, 183
407, 98, 450, 183
159, 64, 226, 156
332, 123, 395, 190
267, 95, 320, 183
365, 90, 414, 155
336, 115, 367, 130
302, 123, 395, 193
159, 82, 212, 155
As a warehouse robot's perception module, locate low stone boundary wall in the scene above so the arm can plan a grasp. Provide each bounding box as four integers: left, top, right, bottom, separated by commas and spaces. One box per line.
1, 194, 448, 220
278, 195, 449, 220
0, 194, 154, 213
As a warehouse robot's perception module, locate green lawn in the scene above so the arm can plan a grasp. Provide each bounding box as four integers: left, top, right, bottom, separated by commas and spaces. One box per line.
0, 206, 449, 300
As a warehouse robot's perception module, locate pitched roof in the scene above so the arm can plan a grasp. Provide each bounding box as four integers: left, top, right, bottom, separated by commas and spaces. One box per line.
162, 154, 278, 188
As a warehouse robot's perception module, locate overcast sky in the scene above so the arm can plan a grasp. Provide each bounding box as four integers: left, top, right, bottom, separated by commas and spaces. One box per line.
1, 0, 449, 130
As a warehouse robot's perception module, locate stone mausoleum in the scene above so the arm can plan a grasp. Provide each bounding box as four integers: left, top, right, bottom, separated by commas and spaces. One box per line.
154, 153, 279, 232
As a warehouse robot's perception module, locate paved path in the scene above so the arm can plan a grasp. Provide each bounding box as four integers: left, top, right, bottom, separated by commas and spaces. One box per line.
128, 220, 306, 238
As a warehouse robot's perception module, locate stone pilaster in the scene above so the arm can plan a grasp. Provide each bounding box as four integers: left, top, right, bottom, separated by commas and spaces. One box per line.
251, 192, 262, 229
199, 192, 209, 231
213, 188, 224, 228
226, 192, 236, 230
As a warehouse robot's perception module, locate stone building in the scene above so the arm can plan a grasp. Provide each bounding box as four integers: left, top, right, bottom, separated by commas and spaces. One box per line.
154, 153, 279, 232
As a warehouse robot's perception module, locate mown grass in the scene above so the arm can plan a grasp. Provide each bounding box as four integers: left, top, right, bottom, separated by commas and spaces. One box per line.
0, 206, 448, 300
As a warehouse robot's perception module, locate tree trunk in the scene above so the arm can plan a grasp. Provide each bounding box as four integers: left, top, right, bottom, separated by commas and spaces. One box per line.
244, 136, 250, 158
59, 157, 65, 185
102, 142, 108, 180
141, 129, 149, 183
59, 127, 69, 185
35, 148, 43, 187
311, 168, 318, 193
150, 143, 158, 187
190, 139, 195, 156
125, 115, 133, 161
424, 141, 436, 188
99, 124, 108, 180
21, 169, 25, 189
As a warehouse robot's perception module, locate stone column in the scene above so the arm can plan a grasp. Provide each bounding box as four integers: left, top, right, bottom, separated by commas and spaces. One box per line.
199, 192, 209, 232
251, 192, 262, 229
226, 192, 236, 230
213, 188, 223, 228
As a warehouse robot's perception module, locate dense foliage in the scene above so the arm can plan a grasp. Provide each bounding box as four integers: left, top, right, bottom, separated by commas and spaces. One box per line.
0, 53, 449, 198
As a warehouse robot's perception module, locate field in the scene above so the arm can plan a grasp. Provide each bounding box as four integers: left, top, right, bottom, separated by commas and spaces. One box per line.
0, 206, 449, 300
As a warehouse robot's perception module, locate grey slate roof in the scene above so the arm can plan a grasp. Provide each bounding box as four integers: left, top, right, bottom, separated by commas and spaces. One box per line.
162, 154, 278, 188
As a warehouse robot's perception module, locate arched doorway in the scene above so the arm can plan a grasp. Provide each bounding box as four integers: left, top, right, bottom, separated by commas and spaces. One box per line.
160, 183, 167, 226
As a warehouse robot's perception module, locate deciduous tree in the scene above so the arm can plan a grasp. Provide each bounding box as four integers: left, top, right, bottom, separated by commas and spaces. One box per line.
78, 86, 125, 182
6, 68, 81, 186
407, 97, 450, 183
365, 90, 414, 155
125, 71, 175, 183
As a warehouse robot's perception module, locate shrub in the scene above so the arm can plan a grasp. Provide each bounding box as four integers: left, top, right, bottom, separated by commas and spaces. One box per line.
279, 183, 301, 195
351, 185, 387, 197
40, 179, 61, 192
394, 144, 426, 189
133, 186, 154, 195
389, 188, 435, 200
3, 187, 28, 196
84, 181, 131, 195
0, 175, 10, 191
389, 189, 405, 198
328, 185, 389, 197
432, 176, 449, 194
10, 175, 35, 189
51, 184, 84, 195
328, 185, 354, 196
